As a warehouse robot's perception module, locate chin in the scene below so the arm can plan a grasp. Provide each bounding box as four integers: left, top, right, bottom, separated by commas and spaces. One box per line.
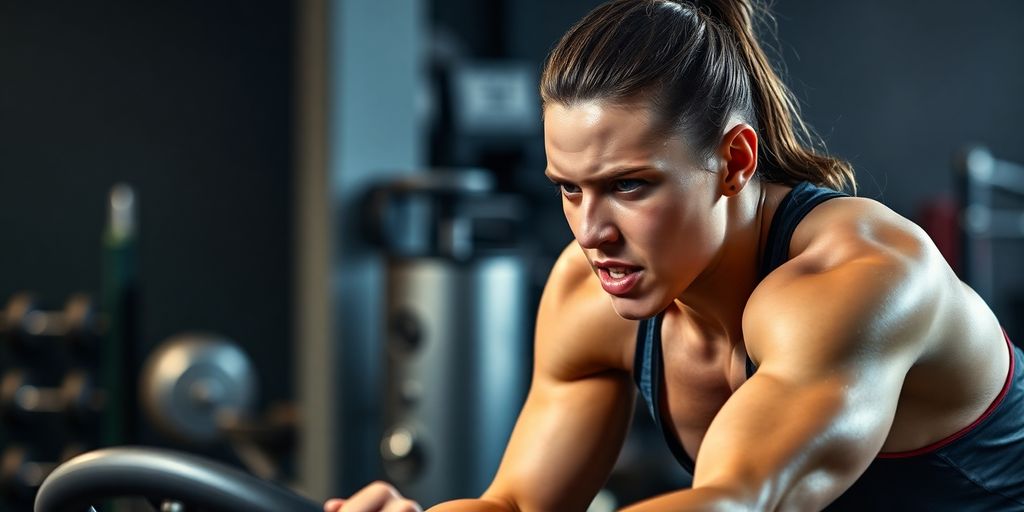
608, 295, 663, 320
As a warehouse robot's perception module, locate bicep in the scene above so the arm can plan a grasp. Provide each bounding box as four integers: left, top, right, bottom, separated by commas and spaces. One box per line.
694, 362, 906, 509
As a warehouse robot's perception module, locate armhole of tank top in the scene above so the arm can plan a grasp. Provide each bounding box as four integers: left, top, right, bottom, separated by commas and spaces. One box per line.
651, 325, 697, 473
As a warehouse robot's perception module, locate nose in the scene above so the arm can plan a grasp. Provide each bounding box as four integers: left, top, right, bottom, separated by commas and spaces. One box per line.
572, 196, 619, 249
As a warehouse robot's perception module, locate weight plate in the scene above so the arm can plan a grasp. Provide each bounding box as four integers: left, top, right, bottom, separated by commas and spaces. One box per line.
140, 333, 257, 444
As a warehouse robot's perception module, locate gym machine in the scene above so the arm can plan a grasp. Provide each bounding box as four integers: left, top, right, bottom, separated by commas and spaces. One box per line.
957, 147, 1024, 309
368, 169, 530, 506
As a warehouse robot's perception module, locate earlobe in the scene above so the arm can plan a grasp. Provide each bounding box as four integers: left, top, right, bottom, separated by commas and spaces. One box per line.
718, 123, 758, 197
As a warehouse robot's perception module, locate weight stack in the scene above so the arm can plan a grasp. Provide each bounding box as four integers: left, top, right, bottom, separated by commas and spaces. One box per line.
383, 256, 528, 505
370, 171, 529, 506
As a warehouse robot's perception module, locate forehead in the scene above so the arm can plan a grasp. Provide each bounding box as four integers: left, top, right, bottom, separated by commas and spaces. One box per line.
543, 100, 658, 154
543, 100, 691, 176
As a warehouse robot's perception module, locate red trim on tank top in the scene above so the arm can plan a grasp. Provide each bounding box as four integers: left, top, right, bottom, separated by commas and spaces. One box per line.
876, 330, 1016, 459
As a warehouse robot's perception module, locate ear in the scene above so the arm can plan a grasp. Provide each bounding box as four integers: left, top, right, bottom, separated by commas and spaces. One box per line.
716, 123, 758, 197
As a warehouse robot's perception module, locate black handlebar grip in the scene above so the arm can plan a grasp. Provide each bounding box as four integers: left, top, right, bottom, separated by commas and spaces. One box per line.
34, 446, 322, 512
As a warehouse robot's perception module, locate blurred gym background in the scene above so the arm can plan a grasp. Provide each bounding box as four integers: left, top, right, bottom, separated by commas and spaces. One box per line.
1, 0, 1022, 510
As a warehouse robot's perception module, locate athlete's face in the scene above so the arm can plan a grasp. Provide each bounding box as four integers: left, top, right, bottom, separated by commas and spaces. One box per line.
544, 100, 729, 320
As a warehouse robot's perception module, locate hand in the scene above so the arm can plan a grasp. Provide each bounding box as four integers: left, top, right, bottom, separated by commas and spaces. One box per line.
324, 481, 423, 512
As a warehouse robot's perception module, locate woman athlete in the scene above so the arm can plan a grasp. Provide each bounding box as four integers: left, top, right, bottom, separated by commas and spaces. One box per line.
327, 0, 1024, 510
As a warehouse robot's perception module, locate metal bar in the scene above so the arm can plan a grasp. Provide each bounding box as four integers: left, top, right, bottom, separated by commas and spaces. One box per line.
293, 0, 334, 500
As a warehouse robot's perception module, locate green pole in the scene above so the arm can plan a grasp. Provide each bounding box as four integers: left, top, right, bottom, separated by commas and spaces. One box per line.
100, 184, 139, 447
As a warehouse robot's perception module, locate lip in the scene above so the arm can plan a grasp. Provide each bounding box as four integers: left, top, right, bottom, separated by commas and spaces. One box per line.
593, 260, 644, 296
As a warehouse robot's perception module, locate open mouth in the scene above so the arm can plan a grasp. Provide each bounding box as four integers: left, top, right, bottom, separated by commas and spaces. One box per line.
606, 267, 633, 279
594, 262, 644, 295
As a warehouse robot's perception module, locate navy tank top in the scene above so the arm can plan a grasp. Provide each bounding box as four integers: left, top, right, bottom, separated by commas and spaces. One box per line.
633, 181, 1024, 509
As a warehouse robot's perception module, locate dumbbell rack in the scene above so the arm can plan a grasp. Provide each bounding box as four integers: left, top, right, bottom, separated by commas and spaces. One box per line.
1, 184, 139, 510
0, 293, 106, 510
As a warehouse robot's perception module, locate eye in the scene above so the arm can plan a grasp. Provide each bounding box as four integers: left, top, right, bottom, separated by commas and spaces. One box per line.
550, 180, 581, 196
561, 183, 582, 195
612, 179, 646, 193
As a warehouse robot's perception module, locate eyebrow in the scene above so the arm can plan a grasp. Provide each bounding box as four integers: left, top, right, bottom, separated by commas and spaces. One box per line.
544, 166, 655, 184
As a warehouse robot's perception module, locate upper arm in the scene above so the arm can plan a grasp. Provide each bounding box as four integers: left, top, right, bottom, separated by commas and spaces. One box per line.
693, 253, 934, 509
481, 243, 638, 512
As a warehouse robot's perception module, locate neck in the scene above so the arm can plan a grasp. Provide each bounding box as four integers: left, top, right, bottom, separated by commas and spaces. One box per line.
676, 180, 773, 339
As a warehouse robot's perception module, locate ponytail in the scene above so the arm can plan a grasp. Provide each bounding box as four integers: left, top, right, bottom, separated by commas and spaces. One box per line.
697, 0, 856, 193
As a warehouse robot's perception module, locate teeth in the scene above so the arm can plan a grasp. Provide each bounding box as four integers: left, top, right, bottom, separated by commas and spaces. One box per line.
608, 268, 629, 279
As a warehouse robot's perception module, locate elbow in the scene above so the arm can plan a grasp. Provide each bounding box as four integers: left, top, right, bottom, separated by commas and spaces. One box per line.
726, 468, 850, 512
675, 484, 765, 512
691, 476, 818, 512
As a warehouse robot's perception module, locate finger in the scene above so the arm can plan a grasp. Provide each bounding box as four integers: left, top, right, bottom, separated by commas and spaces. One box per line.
381, 498, 423, 512
324, 498, 345, 512
340, 481, 402, 512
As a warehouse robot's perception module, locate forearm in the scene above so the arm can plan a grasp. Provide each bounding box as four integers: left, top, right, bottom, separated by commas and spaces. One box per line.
619, 486, 753, 512
427, 498, 517, 512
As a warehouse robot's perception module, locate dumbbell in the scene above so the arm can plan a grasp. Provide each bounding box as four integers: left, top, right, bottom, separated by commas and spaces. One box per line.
0, 293, 100, 352
0, 369, 105, 424
0, 444, 84, 500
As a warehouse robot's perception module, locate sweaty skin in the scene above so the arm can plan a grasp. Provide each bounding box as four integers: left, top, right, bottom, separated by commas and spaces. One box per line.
329, 101, 1009, 512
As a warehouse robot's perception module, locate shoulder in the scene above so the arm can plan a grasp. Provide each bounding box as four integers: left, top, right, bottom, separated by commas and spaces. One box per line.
744, 196, 951, 373
535, 242, 638, 380
788, 196, 939, 273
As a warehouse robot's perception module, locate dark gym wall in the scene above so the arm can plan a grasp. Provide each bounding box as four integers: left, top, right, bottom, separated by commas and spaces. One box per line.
0, 1, 294, 403
768, 0, 1024, 213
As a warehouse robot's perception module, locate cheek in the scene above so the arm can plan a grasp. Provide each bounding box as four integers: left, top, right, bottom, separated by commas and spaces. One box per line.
635, 200, 717, 267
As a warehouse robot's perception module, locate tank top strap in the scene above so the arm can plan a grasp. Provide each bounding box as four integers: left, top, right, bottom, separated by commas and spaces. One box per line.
759, 181, 848, 280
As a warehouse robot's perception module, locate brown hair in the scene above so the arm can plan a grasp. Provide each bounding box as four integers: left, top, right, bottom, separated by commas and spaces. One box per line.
540, 0, 856, 194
